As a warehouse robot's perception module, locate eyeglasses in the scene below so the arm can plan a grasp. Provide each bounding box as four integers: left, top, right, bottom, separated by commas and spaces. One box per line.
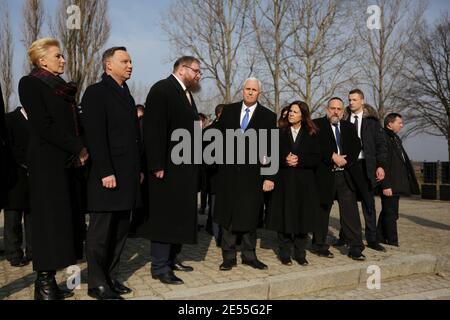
183, 65, 203, 76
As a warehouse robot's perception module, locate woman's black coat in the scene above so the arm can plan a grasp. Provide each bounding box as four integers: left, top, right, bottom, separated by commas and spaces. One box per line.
19, 75, 84, 271
266, 127, 322, 234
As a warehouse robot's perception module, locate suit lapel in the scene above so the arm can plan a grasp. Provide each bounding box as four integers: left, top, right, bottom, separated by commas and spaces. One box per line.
102, 77, 134, 115
322, 117, 337, 151
168, 75, 199, 118
246, 103, 262, 131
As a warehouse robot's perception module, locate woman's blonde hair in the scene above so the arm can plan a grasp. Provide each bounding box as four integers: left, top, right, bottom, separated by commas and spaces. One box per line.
28, 38, 61, 68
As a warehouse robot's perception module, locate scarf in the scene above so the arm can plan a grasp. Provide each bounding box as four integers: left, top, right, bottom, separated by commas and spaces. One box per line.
30, 68, 80, 136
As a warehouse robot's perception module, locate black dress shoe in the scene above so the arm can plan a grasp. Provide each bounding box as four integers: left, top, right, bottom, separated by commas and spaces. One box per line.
88, 286, 124, 300
279, 257, 293, 266
171, 262, 194, 272
294, 257, 309, 266
242, 259, 268, 270
348, 252, 366, 261
314, 250, 335, 259
220, 259, 237, 271
152, 271, 184, 285
56, 286, 75, 299
387, 242, 399, 247
110, 280, 132, 295
10, 257, 29, 267
34, 274, 62, 301
367, 242, 387, 252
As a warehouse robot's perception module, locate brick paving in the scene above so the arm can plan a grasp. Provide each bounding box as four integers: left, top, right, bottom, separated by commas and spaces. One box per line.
0, 197, 449, 300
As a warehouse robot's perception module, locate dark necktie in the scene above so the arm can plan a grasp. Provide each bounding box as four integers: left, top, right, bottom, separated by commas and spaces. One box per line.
333, 123, 342, 152
354, 115, 359, 135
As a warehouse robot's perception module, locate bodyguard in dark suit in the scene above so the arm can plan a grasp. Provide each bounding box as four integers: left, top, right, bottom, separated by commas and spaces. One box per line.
82, 47, 142, 300
343, 89, 388, 252
313, 98, 366, 261
266, 101, 321, 267
4, 107, 32, 267
378, 113, 420, 247
214, 78, 277, 271
143, 56, 201, 285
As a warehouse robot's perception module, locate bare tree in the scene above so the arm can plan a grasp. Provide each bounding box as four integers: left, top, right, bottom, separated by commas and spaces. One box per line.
163, 0, 251, 105
53, 0, 110, 103
0, 0, 13, 112
251, 0, 299, 114
128, 80, 150, 106
399, 14, 450, 160
283, 0, 356, 115
352, 0, 428, 122
21, 0, 45, 73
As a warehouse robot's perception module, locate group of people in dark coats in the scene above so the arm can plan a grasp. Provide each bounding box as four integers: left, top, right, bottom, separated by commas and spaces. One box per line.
0, 36, 421, 300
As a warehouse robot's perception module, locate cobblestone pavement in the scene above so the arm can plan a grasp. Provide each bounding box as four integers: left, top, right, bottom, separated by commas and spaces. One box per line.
0, 198, 449, 300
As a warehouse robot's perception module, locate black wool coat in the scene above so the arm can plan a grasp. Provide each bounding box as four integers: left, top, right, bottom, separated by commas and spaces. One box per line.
381, 129, 420, 196
4, 108, 30, 210
314, 117, 367, 206
139, 75, 200, 244
19, 75, 84, 271
266, 127, 321, 234
344, 106, 388, 188
0, 85, 8, 208
81, 74, 142, 212
213, 102, 277, 232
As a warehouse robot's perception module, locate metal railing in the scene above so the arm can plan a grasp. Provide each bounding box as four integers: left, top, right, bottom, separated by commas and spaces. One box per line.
413, 162, 450, 201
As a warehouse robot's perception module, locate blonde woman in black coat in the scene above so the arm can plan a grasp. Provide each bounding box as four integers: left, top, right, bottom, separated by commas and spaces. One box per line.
18, 38, 89, 300
267, 101, 321, 266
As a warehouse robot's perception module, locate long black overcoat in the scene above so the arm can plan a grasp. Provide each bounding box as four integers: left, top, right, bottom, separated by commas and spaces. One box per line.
19, 75, 84, 271
266, 127, 321, 234
140, 75, 200, 244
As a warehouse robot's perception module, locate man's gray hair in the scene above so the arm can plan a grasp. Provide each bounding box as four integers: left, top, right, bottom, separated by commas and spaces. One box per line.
243, 77, 262, 92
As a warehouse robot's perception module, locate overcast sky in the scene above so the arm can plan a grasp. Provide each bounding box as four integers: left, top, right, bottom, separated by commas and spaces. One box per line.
3, 0, 450, 162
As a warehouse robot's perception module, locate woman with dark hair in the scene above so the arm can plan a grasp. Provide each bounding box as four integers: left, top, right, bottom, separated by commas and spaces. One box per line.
18, 38, 89, 300
278, 105, 290, 129
267, 101, 321, 266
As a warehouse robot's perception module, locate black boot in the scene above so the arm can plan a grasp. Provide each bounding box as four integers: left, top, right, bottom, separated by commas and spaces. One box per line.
47, 271, 75, 299
34, 271, 62, 301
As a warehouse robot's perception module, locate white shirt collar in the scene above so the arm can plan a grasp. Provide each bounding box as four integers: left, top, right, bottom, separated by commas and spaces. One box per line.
173, 74, 187, 92
352, 110, 364, 119
242, 102, 257, 112
20, 107, 28, 120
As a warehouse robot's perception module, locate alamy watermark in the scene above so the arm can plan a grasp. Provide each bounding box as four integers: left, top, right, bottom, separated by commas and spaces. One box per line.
367, 5, 382, 30
66, 265, 81, 290
66, 5, 81, 30
171, 122, 280, 176
367, 265, 382, 290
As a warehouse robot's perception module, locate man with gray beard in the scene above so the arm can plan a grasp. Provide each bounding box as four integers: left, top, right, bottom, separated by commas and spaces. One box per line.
313, 98, 366, 261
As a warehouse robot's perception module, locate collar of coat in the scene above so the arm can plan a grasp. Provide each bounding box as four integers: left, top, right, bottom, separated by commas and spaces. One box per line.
343, 104, 379, 121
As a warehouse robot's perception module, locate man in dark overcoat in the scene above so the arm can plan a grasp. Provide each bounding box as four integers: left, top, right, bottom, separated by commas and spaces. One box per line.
313, 97, 366, 261
143, 56, 201, 285
342, 89, 388, 252
378, 113, 420, 246
4, 106, 32, 267
213, 78, 277, 271
81, 47, 142, 300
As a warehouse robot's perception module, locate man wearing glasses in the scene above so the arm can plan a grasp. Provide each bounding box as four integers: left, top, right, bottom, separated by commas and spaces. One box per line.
143, 56, 201, 285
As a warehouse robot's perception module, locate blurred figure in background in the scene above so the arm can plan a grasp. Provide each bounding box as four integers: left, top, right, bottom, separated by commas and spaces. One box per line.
4, 106, 32, 267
